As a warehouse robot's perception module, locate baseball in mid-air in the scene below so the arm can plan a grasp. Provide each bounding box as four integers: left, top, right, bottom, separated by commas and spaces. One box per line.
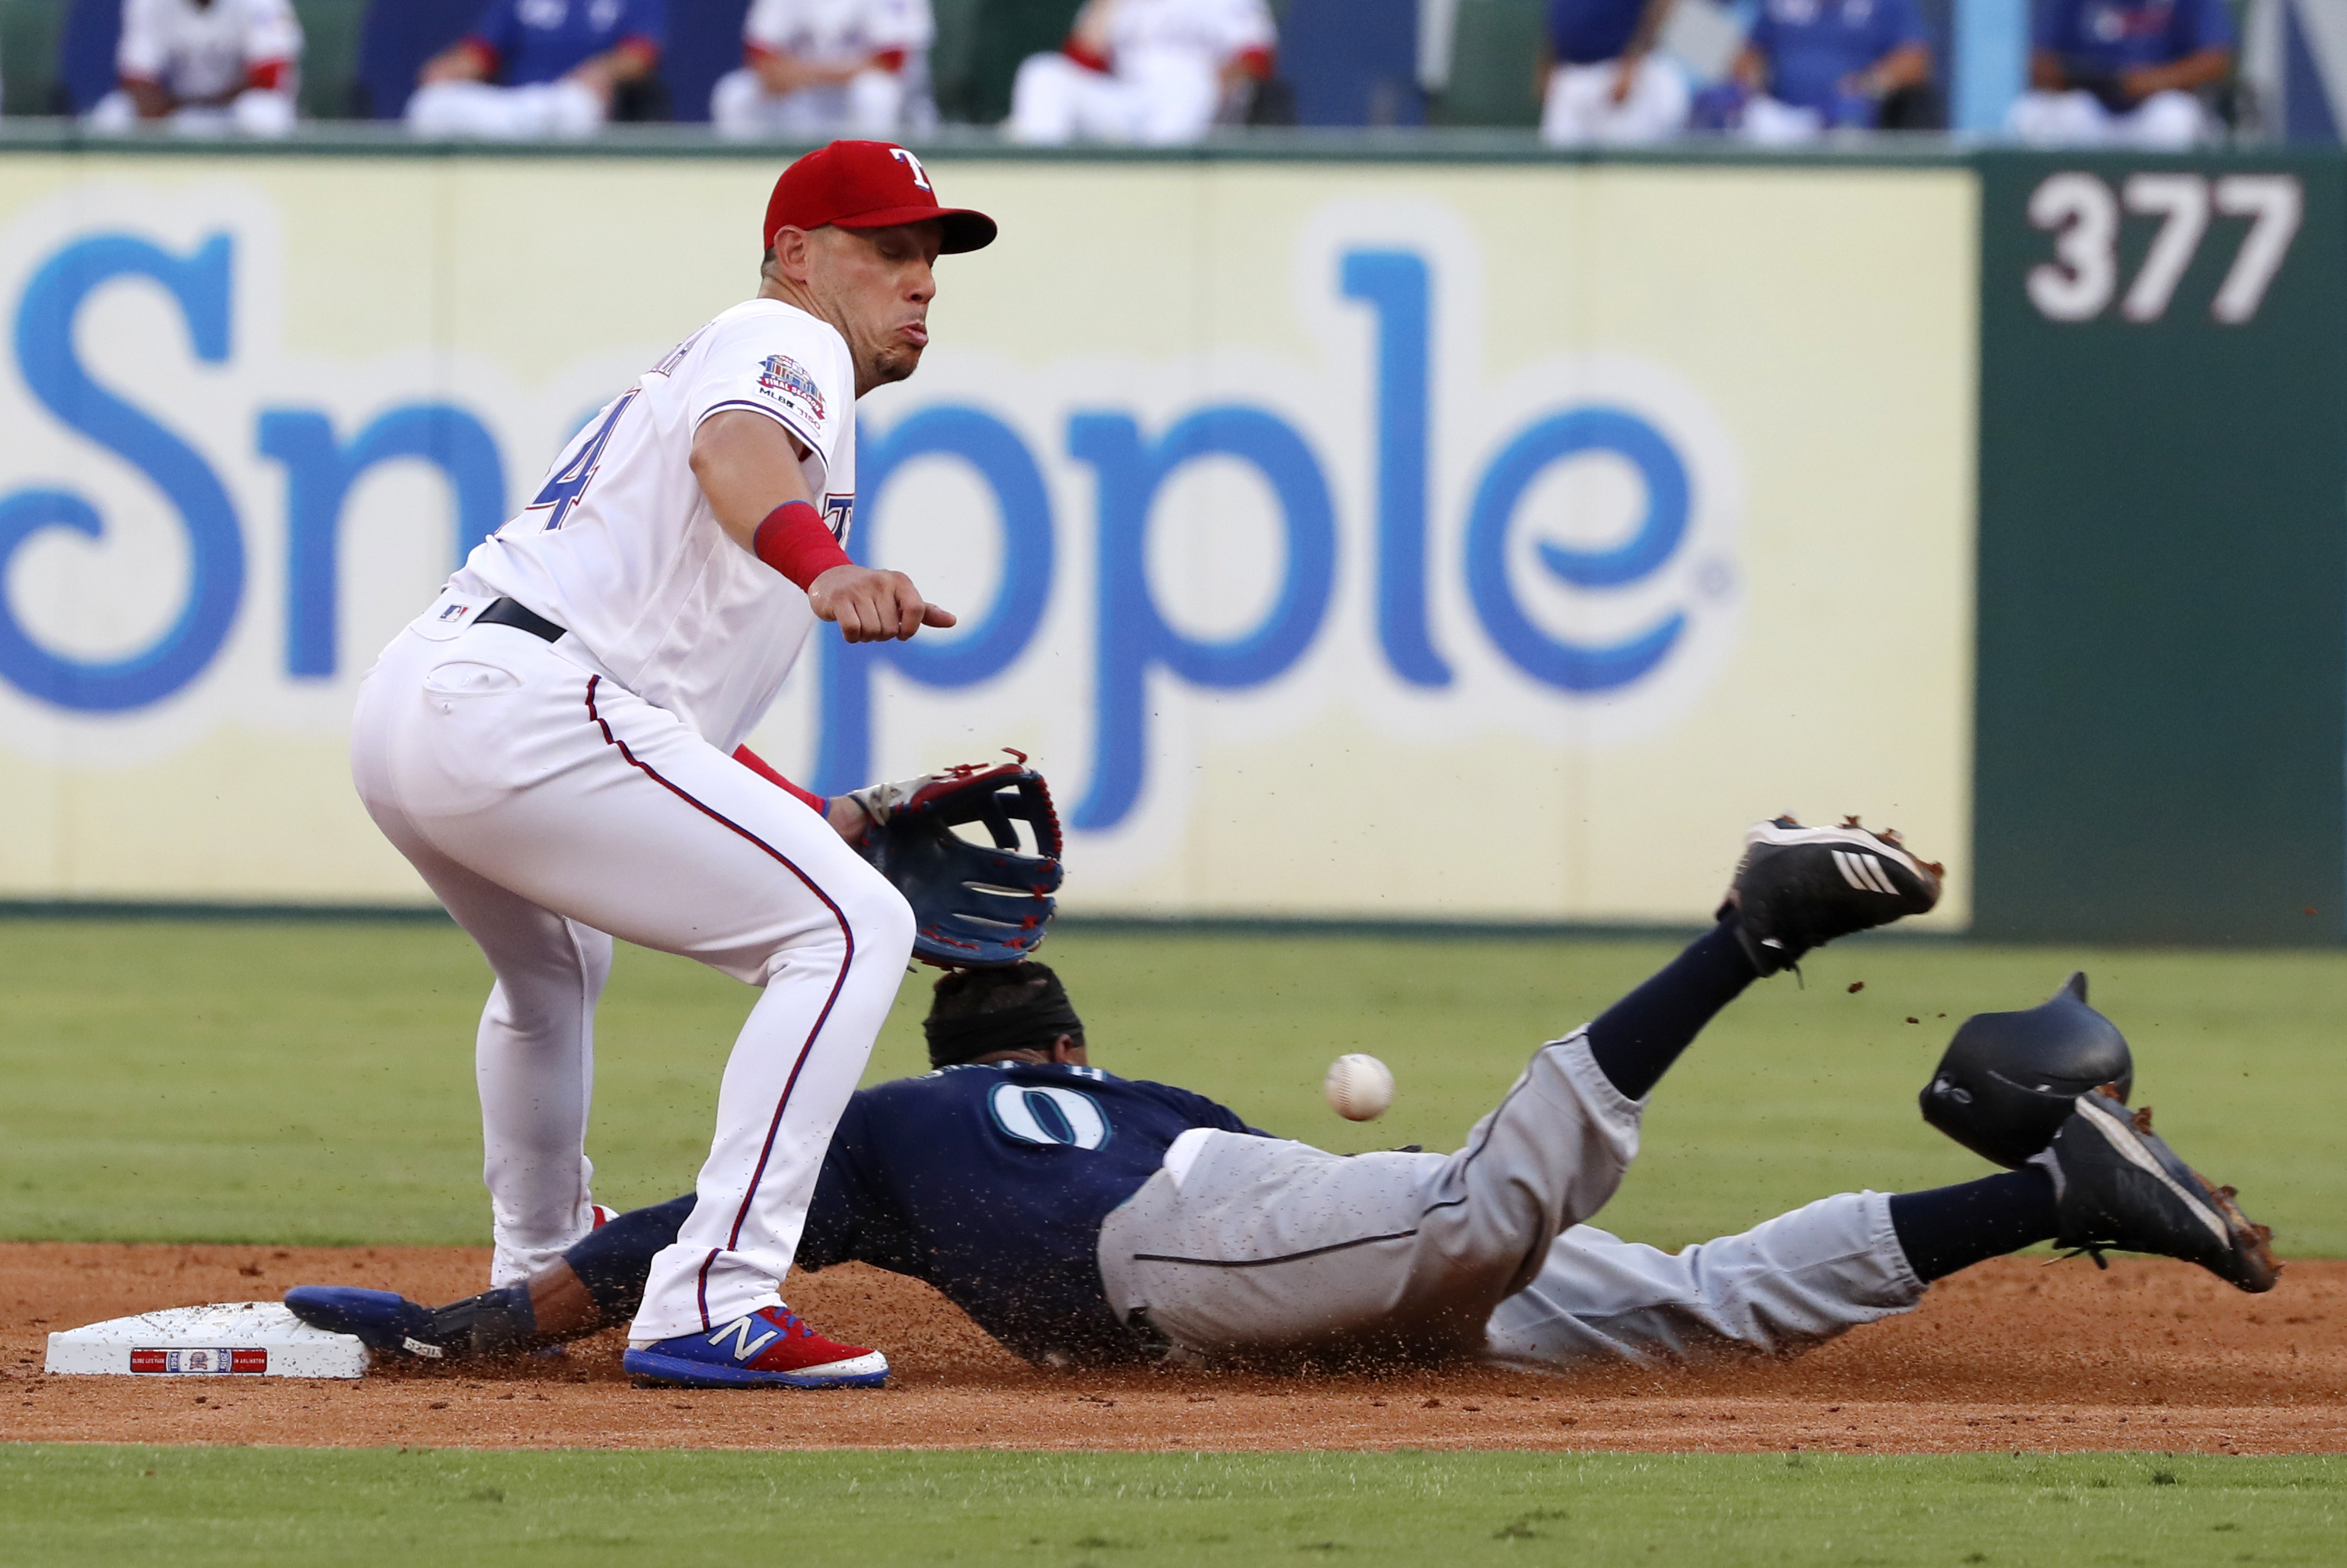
1323, 1054, 1395, 1121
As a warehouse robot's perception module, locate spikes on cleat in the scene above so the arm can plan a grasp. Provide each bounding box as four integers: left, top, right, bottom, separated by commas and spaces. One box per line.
1842, 814, 1862, 828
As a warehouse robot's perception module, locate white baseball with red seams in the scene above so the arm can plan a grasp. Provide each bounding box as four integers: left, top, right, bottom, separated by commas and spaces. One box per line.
1323, 1054, 1394, 1121
346, 142, 989, 1348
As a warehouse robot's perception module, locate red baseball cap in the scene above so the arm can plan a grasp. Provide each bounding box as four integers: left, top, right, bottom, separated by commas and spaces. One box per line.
764, 140, 997, 256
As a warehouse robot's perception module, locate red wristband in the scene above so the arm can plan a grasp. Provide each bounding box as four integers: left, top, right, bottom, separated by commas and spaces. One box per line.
752, 500, 854, 591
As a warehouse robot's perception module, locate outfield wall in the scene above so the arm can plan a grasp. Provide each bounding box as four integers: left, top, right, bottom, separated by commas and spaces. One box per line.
1973, 152, 2347, 945
0, 147, 1978, 925
0, 141, 2337, 940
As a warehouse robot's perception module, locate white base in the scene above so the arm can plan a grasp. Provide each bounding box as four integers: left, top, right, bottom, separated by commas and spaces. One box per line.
45, 1301, 369, 1378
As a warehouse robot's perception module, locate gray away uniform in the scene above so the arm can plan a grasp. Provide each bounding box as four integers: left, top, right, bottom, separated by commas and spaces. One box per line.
1097, 1033, 1925, 1369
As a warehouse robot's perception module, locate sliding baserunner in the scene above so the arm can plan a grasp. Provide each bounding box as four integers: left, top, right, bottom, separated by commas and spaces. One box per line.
290, 818, 2277, 1378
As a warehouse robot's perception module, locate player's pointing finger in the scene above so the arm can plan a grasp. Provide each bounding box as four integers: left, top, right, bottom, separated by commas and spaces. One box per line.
895, 578, 929, 640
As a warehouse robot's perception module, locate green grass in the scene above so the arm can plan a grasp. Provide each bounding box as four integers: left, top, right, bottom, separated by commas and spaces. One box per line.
2, 1447, 2341, 1567
1, 920, 2343, 1254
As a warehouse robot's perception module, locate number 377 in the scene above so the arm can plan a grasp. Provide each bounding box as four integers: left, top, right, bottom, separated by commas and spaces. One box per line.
2026, 171, 2302, 325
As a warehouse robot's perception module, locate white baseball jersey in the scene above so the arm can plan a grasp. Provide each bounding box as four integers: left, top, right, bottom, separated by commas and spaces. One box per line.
1086, 0, 1273, 66
117, 0, 302, 100
449, 298, 856, 753
745, 0, 933, 66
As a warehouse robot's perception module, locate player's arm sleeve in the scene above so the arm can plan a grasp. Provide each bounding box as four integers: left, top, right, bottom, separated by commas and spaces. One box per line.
466, 0, 519, 74
116, 0, 167, 81
795, 1163, 866, 1271
876, 0, 935, 52
1881, 0, 1928, 50
2031, 0, 2067, 52
794, 1100, 875, 1270
685, 316, 848, 490
742, 0, 789, 53
1146, 1082, 1263, 1136
244, 0, 304, 82
1216, 0, 1277, 61
619, 0, 669, 55
2183, 0, 2235, 53
732, 743, 827, 814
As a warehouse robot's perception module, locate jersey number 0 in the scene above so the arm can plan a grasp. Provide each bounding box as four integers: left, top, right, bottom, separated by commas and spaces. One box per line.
988, 1084, 1110, 1150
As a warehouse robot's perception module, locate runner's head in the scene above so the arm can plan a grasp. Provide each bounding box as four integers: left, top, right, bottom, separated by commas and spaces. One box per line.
925, 963, 1086, 1068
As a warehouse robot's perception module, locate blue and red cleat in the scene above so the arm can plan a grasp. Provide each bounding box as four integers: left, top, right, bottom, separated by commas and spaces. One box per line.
624, 1306, 889, 1389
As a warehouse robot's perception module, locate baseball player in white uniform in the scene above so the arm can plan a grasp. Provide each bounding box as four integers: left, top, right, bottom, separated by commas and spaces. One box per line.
710, 0, 935, 139
347, 140, 997, 1388
88, 0, 302, 136
1008, 0, 1276, 145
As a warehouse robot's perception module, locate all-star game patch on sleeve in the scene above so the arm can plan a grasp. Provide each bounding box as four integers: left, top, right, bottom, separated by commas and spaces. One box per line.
686, 302, 852, 487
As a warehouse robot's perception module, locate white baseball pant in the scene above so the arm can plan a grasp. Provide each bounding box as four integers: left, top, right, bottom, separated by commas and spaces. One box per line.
1097, 1033, 1923, 1368
709, 65, 915, 137
87, 88, 298, 136
405, 78, 608, 139
1539, 58, 1690, 147
2006, 87, 2208, 149
1008, 49, 1221, 144
1737, 94, 1829, 145
351, 601, 914, 1340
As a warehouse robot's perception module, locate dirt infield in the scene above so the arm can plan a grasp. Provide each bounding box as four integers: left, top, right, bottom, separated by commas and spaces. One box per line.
5, 1243, 2341, 1454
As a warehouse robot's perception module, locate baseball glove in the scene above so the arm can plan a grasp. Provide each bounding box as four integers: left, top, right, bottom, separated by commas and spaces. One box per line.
846, 751, 1063, 968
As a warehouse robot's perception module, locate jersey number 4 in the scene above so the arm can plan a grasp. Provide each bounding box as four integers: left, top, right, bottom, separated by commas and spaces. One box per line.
529, 389, 638, 530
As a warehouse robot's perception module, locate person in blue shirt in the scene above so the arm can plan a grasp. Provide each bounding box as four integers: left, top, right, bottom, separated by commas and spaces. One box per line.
406, 0, 667, 139
2008, 0, 2232, 148
1539, 0, 1689, 145
285, 820, 2279, 1381
1707, 0, 1932, 141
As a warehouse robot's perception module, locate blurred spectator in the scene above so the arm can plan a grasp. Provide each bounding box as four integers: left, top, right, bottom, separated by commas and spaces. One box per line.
407, 0, 665, 139
1008, 0, 1275, 144
88, 0, 302, 136
1699, 0, 1931, 143
709, 0, 933, 137
1538, 0, 1687, 146
2007, 0, 2231, 148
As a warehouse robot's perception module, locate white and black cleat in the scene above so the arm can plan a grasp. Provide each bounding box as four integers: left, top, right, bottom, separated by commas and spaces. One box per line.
1717, 815, 1944, 975
2037, 1088, 2279, 1293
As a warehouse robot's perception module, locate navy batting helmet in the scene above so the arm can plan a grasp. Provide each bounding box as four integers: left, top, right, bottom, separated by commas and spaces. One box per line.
1919, 972, 2134, 1169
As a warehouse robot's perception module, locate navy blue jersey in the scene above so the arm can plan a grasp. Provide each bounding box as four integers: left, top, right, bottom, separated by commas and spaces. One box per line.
796, 1063, 1257, 1366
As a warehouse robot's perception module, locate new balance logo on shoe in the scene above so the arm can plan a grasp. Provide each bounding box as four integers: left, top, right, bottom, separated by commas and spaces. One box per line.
1832, 850, 1900, 895
708, 1315, 781, 1361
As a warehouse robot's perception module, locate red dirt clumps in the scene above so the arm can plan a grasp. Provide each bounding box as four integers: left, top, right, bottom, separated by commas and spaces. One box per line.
3, 1243, 2342, 1453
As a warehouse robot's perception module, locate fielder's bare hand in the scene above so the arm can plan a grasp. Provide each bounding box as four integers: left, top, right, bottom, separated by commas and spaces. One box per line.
809, 563, 954, 641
